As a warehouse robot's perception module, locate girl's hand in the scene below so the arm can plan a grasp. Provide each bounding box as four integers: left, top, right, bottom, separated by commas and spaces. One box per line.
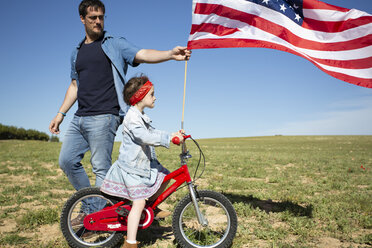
171, 131, 185, 145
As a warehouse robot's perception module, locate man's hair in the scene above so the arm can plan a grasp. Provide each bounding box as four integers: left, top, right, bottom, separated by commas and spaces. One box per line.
124, 75, 150, 105
79, 0, 105, 17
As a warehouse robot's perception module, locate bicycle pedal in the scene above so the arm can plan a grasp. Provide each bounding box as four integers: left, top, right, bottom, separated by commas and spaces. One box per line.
115, 206, 130, 217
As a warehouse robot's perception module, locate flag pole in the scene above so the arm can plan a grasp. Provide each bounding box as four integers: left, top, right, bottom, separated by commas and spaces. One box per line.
181, 60, 187, 130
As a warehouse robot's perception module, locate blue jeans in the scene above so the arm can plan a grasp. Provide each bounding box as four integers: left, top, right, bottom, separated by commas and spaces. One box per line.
59, 114, 121, 212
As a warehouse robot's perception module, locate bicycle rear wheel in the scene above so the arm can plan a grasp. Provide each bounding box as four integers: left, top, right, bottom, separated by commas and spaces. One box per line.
60, 187, 124, 248
172, 190, 237, 248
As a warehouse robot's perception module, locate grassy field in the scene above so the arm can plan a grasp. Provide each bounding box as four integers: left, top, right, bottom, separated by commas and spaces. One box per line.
0, 135, 371, 248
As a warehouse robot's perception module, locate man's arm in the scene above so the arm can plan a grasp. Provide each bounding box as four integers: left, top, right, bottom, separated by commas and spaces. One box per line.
49, 79, 78, 134
134, 46, 191, 64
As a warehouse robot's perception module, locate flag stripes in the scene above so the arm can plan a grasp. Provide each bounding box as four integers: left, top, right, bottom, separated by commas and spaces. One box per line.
191, 4, 371, 51
188, 0, 372, 88
301, 17, 372, 33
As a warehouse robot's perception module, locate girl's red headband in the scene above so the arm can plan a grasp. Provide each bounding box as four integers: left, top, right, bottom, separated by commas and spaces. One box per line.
129, 81, 153, 106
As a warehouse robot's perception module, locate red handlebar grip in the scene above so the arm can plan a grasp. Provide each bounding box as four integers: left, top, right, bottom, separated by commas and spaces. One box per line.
172, 134, 191, 144
172, 136, 180, 145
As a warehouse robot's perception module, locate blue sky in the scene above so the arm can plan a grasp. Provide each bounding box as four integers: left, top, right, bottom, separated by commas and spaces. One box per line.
1, 0, 371, 141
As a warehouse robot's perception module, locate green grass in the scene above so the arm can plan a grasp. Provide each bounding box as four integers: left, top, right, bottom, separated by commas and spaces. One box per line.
17, 207, 60, 230
0, 233, 29, 246
0, 136, 371, 247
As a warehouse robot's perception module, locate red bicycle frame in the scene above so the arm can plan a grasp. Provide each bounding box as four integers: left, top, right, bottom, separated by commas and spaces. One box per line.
83, 135, 196, 232
150, 164, 192, 209
151, 135, 193, 209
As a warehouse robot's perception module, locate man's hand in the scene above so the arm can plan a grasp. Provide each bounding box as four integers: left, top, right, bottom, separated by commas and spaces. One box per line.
49, 114, 64, 134
170, 46, 192, 61
134, 47, 192, 64
48, 80, 77, 134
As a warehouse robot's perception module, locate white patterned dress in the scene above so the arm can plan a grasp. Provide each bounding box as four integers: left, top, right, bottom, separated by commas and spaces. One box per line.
101, 106, 171, 200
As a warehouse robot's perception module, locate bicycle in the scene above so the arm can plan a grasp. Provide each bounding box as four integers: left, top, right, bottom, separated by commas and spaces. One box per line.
60, 134, 238, 248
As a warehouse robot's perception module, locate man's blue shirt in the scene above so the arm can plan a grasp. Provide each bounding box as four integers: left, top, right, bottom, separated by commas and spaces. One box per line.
70, 31, 141, 116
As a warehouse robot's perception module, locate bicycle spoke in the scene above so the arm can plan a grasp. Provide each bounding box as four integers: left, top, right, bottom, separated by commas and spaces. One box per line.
61, 188, 124, 248
173, 191, 237, 247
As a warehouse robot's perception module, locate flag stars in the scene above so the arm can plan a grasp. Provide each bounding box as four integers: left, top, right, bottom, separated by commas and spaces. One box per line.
280, 4, 287, 12
255, 0, 302, 24
294, 13, 301, 22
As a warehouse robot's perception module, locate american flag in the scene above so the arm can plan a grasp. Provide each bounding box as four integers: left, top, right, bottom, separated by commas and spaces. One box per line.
187, 0, 372, 88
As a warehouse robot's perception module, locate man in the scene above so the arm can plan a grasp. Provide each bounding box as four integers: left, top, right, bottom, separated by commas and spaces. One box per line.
49, 0, 190, 216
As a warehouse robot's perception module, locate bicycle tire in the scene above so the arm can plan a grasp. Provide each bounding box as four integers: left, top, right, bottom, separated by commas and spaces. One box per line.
60, 187, 124, 248
172, 190, 238, 248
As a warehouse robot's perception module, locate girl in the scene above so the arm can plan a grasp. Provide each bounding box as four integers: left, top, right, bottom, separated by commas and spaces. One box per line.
101, 75, 184, 248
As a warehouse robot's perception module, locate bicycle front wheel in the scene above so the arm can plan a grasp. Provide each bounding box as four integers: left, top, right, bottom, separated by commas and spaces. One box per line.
172, 190, 237, 248
60, 187, 124, 248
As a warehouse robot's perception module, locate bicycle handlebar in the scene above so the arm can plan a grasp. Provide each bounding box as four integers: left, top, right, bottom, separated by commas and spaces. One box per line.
171, 133, 205, 183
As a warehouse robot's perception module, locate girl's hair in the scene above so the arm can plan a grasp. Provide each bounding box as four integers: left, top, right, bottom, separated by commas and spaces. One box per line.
123, 74, 150, 105
79, 0, 105, 18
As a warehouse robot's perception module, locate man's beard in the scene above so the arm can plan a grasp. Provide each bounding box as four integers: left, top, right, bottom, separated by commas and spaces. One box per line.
86, 26, 103, 40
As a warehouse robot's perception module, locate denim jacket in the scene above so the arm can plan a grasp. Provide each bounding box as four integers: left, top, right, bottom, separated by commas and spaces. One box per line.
117, 106, 171, 178
70, 31, 141, 116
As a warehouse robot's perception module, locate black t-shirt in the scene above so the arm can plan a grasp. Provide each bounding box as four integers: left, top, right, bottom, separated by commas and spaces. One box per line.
75, 37, 119, 116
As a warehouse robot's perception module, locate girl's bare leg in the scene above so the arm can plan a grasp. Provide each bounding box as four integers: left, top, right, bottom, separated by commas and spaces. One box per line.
126, 199, 146, 241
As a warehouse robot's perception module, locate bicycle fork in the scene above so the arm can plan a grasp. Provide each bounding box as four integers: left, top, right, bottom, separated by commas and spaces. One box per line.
188, 183, 208, 226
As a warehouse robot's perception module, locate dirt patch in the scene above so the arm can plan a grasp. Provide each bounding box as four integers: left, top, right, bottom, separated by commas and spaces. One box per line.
357, 185, 369, 189
8, 164, 33, 171
15, 201, 47, 215
272, 221, 289, 229
284, 234, 298, 244
37, 223, 61, 244
301, 176, 314, 184
0, 174, 32, 190
40, 163, 55, 170
317, 237, 342, 248
194, 178, 210, 188
0, 218, 17, 233
273, 163, 295, 171
49, 189, 74, 195
284, 163, 295, 168
232, 176, 265, 182
0, 161, 16, 166
242, 239, 268, 248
